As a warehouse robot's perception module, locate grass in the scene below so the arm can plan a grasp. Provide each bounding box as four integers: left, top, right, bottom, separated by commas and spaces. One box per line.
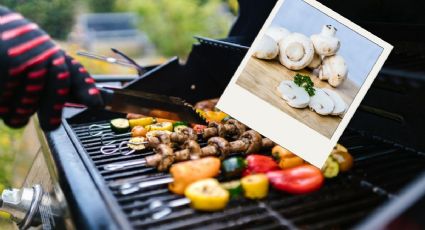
0, 121, 23, 228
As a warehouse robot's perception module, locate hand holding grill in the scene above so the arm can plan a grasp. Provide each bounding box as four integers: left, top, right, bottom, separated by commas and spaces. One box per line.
0, 8, 103, 130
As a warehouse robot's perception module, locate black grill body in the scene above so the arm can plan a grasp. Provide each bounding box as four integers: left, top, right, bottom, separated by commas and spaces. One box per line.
39, 0, 425, 229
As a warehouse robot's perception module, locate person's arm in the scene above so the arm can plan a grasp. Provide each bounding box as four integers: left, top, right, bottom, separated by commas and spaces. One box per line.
0, 7, 103, 131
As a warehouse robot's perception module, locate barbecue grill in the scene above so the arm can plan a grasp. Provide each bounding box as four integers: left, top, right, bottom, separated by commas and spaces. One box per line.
1, 0, 424, 229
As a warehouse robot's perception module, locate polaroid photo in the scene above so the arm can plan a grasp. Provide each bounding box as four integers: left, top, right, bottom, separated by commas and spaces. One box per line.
217, 0, 393, 168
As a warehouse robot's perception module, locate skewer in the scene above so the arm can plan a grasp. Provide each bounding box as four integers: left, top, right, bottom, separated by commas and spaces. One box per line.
120, 177, 174, 195
102, 132, 274, 171
103, 158, 147, 171
88, 124, 109, 136
150, 198, 191, 220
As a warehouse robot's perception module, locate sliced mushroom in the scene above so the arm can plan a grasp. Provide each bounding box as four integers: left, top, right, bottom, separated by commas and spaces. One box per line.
252, 35, 279, 60
277, 80, 310, 108
265, 26, 291, 43
309, 88, 335, 115
308, 53, 322, 69
322, 88, 347, 116
279, 33, 315, 70
320, 55, 348, 87
310, 25, 340, 56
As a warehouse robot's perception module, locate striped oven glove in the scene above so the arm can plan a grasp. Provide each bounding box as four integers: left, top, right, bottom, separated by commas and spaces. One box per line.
0, 7, 103, 131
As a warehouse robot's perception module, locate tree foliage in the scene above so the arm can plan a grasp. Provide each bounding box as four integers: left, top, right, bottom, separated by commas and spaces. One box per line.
117, 0, 232, 58
1, 0, 76, 39
87, 0, 116, 13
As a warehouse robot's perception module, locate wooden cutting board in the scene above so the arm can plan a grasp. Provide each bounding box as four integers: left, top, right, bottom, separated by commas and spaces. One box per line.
236, 57, 359, 139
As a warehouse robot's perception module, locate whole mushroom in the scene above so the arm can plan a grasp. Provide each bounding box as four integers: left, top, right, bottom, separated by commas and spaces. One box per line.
279, 33, 315, 70
319, 55, 348, 87
252, 35, 279, 60
308, 53, 322, 69
202, 137, 230, 159
311, 25, 340, 56
155, 144, 175, 172
265, 26, 291, 44
240, 130, 263, 154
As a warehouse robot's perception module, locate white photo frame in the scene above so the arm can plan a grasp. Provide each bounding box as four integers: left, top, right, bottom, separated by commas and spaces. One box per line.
217, 0, 393, 168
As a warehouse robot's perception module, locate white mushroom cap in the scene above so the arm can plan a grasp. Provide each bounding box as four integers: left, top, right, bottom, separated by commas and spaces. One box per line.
322, 88, 347, 115
309, 88, 334, 115
252, 34, 279, 60
279, 33, 315, 70
310, 25, 340, 56
320, 55, 348, 87
266, 26, 291, 44
277, 80, 310, 108
308, 53, 322, 69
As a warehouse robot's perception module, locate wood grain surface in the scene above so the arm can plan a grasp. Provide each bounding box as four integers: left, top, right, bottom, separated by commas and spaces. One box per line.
236, 57, 359, 138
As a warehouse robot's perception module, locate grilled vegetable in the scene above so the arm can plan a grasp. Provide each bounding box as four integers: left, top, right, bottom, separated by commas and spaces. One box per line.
204, 111, 228, 122
155, 118, 176, 123
127, 137, 146, 151
129, 117, 155, 128
146, 122, 173, 132
131, 126, 147, 137
267, 165, 324, 194
331, 150, 353, 172
279, 156, 304, 169
169, 157, 221, 195
174, 125, 189, 133
185, 178, 229, 211
222, 157, 246, 179
241, 174, 269, 199
173, 121, 189, 128
110, 118, 130, 133
271, 145, 304, 169
220, 180, 243, 198
333, 143, 348, 152
191, 124, 207, 134
271, 145, 294, 161
243, 154, 279, 176
145, 130, 172, 139
322, 156, 339, 178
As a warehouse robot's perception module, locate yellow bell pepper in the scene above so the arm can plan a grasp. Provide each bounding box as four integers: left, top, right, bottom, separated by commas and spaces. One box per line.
145, 122, 173, 132
185, 178, 229, 211
128, 117, 155, 128
204, 111, 228, 122
241, 174, 269, 199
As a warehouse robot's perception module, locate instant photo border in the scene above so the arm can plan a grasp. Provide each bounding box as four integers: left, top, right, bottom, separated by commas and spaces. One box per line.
217, 0, 393, 168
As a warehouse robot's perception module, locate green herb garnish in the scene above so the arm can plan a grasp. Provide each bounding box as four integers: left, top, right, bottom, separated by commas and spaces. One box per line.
294, 73, 315, 96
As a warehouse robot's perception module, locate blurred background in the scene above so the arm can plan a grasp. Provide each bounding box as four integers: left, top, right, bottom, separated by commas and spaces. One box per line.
0, 0, 238, 227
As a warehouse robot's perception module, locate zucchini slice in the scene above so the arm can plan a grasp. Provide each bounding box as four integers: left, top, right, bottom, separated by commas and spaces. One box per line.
110, 118, 130, 133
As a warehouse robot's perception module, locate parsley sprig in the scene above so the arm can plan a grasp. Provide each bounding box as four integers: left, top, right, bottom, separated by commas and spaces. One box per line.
294, 73, 315, 96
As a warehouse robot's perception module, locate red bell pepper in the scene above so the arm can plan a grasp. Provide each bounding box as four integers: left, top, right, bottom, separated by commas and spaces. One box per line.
191, 124, 207, 134
243, 154, 279, 176
266, 164, 324, 194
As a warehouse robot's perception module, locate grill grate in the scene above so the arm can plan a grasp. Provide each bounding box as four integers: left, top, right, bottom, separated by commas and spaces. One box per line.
66, 119, 425, 229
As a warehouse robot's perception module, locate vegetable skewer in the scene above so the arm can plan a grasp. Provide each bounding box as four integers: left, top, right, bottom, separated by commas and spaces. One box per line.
104, 130, 274, 171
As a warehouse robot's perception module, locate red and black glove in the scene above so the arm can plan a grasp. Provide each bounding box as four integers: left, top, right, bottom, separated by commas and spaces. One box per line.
0, 7, 103, 131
